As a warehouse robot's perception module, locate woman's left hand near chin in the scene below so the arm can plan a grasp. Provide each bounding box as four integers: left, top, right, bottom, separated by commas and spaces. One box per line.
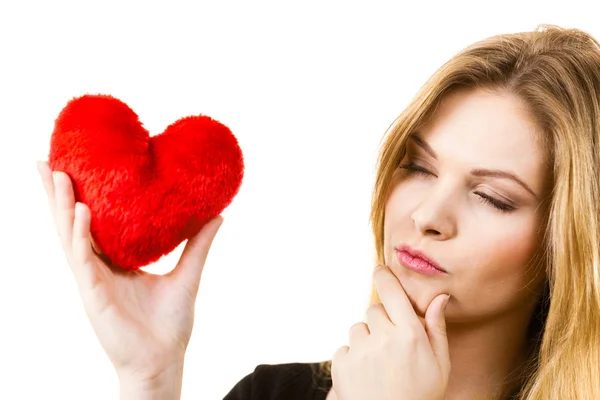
330, 264, 451, 400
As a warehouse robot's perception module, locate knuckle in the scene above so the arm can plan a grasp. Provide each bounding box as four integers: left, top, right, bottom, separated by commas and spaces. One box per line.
348, 322, 368, 345
372, 265, 383, 277
364, 302, 385, 320
365, 303, 380, 315
403, 327, 421, 345
375, 334, 393, 350
331, 345, 348, 365
349, 321, 365, 333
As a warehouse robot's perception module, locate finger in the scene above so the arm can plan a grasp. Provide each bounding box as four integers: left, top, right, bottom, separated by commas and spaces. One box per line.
348, 322, 369, 348
329, 388, 338, 400
87, 235, 122, 271
90, 236, 101, 255
329, 346, 349, 395
365, 302, 392, 334
71, 202, 102, 290
167, 216, 224, 298
373, 265, 420, 327
53, 171, 76, 256
425, 294, 451, 375
331, 345, 349, 368
37, 161, 57, 212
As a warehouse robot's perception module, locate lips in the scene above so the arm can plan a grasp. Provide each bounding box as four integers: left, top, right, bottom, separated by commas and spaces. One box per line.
394, 244, 447, 273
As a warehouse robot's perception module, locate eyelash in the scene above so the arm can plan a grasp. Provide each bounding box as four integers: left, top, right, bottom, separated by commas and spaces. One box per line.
398, 163, 516, 213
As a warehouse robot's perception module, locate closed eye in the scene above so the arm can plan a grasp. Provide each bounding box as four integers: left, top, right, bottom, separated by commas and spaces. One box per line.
474, 192, 515, 212
397, 163, 516, 213
398, 163, 433, 178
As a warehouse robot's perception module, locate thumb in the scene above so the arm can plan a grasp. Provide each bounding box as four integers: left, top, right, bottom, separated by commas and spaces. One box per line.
167, 216, 224, 297
424, 294, 451, 374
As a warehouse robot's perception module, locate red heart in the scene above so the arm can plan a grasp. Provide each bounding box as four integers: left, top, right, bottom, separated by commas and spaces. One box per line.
48, 94, 244, 270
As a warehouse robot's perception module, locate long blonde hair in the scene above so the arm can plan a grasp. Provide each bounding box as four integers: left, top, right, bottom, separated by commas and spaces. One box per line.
314, 24, 600, 399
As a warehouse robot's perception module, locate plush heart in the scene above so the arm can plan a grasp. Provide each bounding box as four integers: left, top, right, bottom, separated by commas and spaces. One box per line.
48, 94, 244, 270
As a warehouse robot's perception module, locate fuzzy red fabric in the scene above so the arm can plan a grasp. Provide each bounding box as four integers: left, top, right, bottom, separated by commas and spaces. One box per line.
48, 94, 244, 270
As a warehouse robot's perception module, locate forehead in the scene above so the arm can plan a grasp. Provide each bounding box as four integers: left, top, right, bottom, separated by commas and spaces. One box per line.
416, 88, 548, 194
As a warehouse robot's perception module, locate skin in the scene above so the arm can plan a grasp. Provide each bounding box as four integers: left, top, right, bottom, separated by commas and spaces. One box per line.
37, 162, 223, 399
328, 87, 549, 399
39, 87, 549, 399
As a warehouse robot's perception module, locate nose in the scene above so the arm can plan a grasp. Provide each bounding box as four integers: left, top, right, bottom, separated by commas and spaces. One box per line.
410, 184, 457, 240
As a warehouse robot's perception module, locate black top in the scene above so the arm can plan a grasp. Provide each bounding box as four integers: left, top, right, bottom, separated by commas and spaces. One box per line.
223, 361, 333, 400
223, 360, 524, 399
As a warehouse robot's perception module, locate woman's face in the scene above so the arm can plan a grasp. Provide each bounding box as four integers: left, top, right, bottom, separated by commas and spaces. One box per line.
384, 88, 550, 322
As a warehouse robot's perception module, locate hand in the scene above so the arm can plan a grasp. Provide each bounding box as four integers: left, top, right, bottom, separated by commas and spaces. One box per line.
330, 264, 451, 400
37, 161, 223, 384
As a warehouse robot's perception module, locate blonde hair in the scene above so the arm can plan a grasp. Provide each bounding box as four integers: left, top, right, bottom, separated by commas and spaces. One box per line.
314, 24, 600, 399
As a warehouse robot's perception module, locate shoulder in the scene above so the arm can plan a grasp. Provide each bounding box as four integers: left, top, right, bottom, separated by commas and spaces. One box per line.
224, 360, 332, 400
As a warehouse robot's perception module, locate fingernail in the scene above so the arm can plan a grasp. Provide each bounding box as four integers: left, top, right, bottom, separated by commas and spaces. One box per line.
443, 294, 451, 311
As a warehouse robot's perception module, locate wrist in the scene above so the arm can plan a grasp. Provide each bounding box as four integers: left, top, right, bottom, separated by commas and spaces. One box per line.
118, 359, 185, 400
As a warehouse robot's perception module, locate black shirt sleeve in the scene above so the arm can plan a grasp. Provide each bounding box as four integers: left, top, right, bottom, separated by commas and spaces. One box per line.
223, 361, 332, 400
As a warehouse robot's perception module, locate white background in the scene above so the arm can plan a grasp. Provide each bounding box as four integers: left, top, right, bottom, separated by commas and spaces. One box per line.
0, 1, 597, 399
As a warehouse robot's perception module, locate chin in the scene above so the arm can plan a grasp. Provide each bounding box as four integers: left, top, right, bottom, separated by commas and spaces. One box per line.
393, 267, 441, 318
406, 290, 431, 318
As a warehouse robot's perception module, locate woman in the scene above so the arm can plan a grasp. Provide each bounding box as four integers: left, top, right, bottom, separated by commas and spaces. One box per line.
38, 24, 600, 399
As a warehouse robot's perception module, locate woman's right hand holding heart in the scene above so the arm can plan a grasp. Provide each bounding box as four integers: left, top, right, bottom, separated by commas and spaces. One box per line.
37, 161, 223, 399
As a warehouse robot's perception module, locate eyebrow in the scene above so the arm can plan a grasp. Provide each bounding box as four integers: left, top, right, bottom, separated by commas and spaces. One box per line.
408, 134, 538, 199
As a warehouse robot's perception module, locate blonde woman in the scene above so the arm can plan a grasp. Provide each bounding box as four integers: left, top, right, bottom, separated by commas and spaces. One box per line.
38, 24, 600, 399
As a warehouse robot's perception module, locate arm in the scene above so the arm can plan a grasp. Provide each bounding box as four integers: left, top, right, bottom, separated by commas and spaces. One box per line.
118, 360, 184, 400
37, 162, 222, 400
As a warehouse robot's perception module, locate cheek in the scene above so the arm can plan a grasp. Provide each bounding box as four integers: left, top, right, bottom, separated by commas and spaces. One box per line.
383, 180, 543, 318
384, 178, 423, 223
454, 215, 544, 317
465, 216, 541, 281
383, 186, 415, 249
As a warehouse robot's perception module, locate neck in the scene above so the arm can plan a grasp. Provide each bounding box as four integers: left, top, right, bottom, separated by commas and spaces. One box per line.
443, 303, 539, 400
